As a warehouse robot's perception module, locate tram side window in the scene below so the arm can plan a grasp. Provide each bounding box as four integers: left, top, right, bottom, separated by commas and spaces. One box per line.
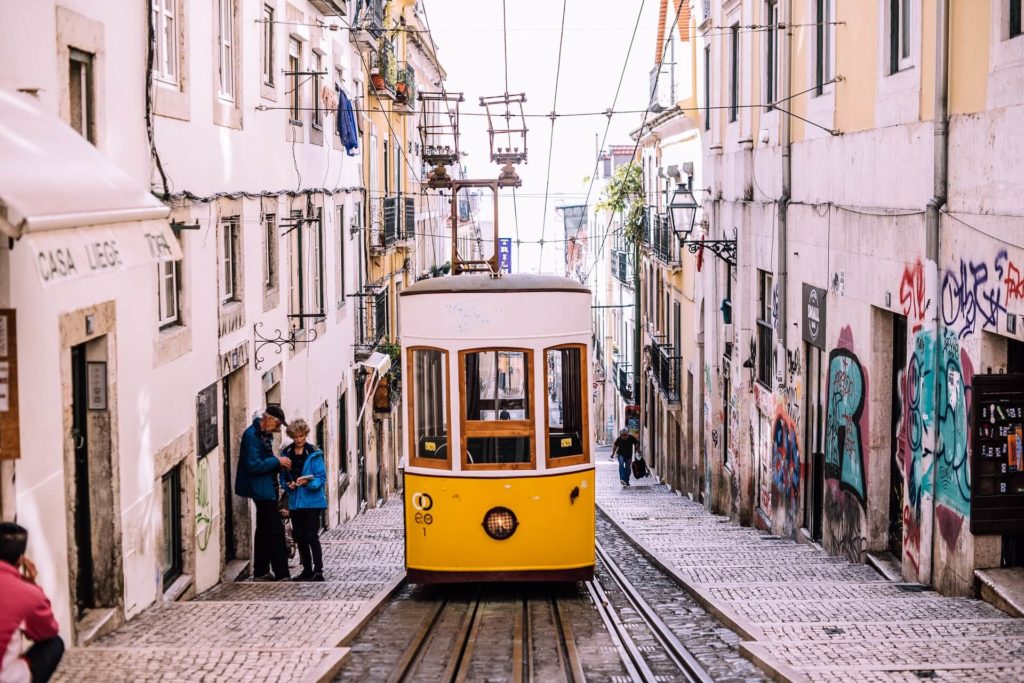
413, 349, 448, 461
463, 349, 532, 466
465, 350, 530, 420
546, 346, 585, 459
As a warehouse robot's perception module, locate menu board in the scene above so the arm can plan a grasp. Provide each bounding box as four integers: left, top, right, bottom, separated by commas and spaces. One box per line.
971, 374, 1024, 534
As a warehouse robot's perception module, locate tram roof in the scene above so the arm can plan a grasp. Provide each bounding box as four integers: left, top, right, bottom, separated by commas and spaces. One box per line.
401, 273, 590, 297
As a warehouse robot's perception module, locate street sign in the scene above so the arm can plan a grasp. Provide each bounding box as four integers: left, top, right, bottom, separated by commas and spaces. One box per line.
802, 283, 827, 350
498, 237, 512, 273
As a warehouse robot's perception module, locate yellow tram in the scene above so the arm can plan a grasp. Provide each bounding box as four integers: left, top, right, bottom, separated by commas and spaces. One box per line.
400, 273, 595, 583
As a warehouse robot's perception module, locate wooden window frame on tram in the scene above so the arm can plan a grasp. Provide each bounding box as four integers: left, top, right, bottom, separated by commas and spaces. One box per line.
406, 346, 453, 470
458, 347, 536, 471
542, 343, 591, 469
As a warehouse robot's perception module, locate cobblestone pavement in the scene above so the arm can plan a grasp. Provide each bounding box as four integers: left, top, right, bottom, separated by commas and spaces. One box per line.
54, 498, 405, 682
595, 450, 1024, 682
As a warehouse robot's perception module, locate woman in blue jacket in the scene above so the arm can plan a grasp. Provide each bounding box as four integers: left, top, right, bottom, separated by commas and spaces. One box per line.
279, 419, 328, 581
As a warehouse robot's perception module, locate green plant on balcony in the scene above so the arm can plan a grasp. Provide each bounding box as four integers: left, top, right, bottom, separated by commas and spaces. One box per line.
596, 161, 644, 246
376, 339, 403, 402
396, 65, 415, 103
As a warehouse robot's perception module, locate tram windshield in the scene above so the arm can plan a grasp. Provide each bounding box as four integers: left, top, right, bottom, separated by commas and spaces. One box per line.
465, 350, 530, 420
412, 348, 449, 462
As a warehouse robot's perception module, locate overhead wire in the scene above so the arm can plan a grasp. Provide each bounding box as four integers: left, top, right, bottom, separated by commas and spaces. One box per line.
502, 0, 522, 270
538, 0, 570, 273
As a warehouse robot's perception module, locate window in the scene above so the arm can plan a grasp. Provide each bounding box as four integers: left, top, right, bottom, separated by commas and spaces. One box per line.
262, 4, 275, 86
263, 213, 277, 290
312, 51, 323, 129
336, 205, 346, 305
289, 209, 325, 324
160, 465, 183, 591
703, 45, 711, 131
1012, 0, 1022, 39
220, 217, 240, 303
729, 23, 739, 122
757, 270, 773, 386
288, 37, 301, 123
814, 0, 833, 95
338, 392, 348, 475
462, 349, 533, 468
312, 208, 325, 312
888, 0, 912, 74
157, 258, 181, 328
152, 0, 177, 84
217, 0, 235, 100
545, 346, 588, 466
765, 0, 779, 107
69, 48, 95, 143
410, 348, 450, 467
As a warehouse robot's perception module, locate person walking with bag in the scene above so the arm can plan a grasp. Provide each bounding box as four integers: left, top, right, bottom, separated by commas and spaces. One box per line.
236, 405, 292, 582
609, 428, 640, 487
280, 419, 328, 582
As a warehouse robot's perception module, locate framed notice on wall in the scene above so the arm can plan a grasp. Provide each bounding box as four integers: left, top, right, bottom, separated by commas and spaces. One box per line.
196, 383, 218, 458
0, 310, 19, 460
86, 362, 107, 410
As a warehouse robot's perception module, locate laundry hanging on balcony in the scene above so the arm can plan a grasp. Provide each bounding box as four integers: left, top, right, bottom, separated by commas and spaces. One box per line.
335, 86, 360, 156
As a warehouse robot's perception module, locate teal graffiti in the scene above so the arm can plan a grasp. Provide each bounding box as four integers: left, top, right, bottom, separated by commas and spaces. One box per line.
825, 348, 867, 505
196, 456, 212, 552
935, 329, 972, 519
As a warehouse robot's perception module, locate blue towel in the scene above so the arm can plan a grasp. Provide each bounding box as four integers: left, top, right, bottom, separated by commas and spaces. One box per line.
336, 87, 360, 156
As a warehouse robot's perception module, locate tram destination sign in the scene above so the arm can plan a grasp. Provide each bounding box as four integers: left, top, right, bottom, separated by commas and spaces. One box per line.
971, 373, 1024, 534
802, 283, 827, 350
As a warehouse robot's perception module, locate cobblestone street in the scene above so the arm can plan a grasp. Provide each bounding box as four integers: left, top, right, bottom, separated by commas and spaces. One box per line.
596, 451, 1024, 682
52, 500, 404, 682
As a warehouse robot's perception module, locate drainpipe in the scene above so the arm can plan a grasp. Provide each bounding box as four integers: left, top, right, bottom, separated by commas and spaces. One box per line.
778, 0, 792, 358
927, 0, 951, 587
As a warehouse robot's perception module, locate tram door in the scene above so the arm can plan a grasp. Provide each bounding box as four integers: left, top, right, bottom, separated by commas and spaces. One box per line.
803, 343, 826, 542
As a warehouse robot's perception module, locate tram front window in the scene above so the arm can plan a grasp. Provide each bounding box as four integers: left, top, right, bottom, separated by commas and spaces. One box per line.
465, 350, 529, 420
546, 346, 585, 460
463, 349, 533, 466
412, 348, 449, 463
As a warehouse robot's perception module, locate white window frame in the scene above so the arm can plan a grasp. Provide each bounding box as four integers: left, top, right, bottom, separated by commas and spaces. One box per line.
217, 0, 235, 101
813, 0, 835, 96
312, 50, 324, 130
157, 259, 180, 327
263, 213, 277, 290
152, 0, 178, 84
765, 0, 780, 107
288, 36, 302, 124
311, 208, 325, 313
262, 4, 275, 86
221, 218, 240, 303
69, 48, 95, 144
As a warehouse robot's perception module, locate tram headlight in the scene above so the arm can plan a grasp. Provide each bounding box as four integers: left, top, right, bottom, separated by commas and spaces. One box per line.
482, 507, 519, 540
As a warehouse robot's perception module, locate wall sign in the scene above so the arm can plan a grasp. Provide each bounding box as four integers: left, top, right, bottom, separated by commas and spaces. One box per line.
196, 383, 219, 458
498, 237, 512, 273
86, 361, 107, 410
802, 283, 827, 350
0, 311, 20, 460
971, 373, 1024, 534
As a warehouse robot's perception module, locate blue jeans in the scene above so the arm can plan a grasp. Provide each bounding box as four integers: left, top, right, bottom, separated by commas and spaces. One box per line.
617, 455, 631, 483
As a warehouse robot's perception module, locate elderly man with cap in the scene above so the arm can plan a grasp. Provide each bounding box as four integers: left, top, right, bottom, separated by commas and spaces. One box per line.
235, 405, 293, 581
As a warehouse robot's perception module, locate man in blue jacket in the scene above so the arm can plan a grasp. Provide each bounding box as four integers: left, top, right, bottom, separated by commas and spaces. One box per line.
235, 405, 292, 581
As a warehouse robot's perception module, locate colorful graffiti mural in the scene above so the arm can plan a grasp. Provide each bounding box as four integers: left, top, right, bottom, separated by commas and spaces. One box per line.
940, 250, 1021, 339
900, 260, 928, 330
935, 329, 973, 547
772, 408, 800, 523
824, 334, 868, 506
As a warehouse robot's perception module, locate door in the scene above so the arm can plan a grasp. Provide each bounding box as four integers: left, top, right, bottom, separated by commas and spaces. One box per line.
71, 344, 94, 616
1003, 339, 1024, 566
888, 315, 908, 558
803, 344, 826, 542
356, 371, 367, 509
222, 379, 236, 560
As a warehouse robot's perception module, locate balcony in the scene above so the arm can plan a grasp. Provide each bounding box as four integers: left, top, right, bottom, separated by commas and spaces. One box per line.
641, 207, 675, 265
381, 194, 417, 249
368, 41, 397, 100
651, 342, 681, 404
355, 285, 389, 354
350, 0, 384, 49
611, 248, 632, 286
394, 63, 416, 114
613, 357, 634, 403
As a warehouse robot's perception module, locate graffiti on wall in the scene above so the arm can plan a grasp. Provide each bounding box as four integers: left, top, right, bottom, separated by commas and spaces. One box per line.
826, 481, 867, 563
940, 250, 1024, 339
935, 329, 973, 547
896, 330, 936, 572
196, 456, 213, 552
900, 260, 928, 330
772, 407, 800, 524
824, 330, 868, 506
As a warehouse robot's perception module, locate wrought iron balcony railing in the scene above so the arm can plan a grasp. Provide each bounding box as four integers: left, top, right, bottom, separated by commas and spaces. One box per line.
355, 285, 389, 352
369, 40, 397, 98
651, 342, 681, 404
353, 0, 384, 38
396, 63, 416, 107
613, 357, 634, 403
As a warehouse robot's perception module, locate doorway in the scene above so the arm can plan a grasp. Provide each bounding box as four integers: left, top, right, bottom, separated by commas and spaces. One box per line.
1002, 339, 1024, 566
888, 314, 908, 559
803, 343, 826, 542
222, 368, 251, 563
71, 344, 94, 615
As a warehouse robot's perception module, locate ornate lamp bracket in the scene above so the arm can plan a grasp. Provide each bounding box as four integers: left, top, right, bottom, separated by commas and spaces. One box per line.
253, 321, 319, 370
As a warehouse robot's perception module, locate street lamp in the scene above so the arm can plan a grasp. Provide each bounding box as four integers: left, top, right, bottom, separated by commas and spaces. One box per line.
667, 180, 698, 239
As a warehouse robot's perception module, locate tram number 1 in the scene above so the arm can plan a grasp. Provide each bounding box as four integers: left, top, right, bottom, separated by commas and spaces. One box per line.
414, 512, 433, 535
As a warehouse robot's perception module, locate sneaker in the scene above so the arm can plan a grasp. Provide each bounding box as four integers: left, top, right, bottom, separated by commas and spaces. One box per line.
253, 573, 275, 582
311, 571, 325, 582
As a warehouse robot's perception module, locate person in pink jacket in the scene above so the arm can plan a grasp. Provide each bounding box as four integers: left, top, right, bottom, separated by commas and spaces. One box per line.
0, 522, 64, 683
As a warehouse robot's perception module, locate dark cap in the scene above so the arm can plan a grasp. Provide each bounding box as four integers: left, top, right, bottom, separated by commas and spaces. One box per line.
264, 405, 288, 426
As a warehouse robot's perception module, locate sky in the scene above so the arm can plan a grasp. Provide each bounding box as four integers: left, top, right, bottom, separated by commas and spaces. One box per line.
424, 0, 660, 275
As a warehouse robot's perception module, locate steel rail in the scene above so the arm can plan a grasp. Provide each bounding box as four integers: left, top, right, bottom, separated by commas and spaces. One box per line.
594, 541, 716, 683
